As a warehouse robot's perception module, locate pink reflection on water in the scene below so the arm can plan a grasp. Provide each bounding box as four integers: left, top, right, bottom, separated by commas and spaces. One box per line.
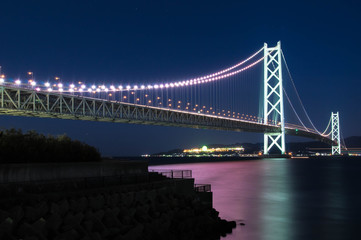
150, 160, 266, 240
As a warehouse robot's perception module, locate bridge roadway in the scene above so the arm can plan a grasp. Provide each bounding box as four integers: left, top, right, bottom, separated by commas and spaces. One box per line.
0, 85, 332, 145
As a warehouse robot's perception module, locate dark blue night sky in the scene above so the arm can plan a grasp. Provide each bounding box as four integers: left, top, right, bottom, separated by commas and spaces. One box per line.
0, 0, 360, 156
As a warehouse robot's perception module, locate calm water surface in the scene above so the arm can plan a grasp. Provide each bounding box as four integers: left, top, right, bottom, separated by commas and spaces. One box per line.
150, 158, 361, 240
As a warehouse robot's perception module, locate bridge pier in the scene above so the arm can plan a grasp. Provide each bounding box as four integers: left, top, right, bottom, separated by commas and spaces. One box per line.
331, 112, 341, 155
263, 41, 285, 154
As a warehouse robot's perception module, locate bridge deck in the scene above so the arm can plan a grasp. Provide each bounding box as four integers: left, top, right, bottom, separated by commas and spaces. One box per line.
0, 86, 332, 145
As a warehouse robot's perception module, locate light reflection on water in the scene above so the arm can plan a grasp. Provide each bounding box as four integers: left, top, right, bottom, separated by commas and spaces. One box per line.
150, 158, 361, 240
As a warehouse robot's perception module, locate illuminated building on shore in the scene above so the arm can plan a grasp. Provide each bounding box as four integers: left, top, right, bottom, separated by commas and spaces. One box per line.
183, 145, 244, 155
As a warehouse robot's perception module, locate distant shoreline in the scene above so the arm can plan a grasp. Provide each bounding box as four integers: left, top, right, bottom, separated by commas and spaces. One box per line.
110, 155, 360, 166
111, 156, 263, 166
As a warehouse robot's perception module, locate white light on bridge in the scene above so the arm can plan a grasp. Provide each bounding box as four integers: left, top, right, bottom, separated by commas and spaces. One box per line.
58, 83, 63, 88
0, 78, 4, 84
30, 81, 36, 86
15, 80, 21, 85
91, 85, 96, 89
45, 82, 50, 87
69, 84, 75, 89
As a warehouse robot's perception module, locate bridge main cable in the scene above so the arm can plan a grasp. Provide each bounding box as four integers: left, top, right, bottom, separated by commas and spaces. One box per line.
0, 47, 265, 94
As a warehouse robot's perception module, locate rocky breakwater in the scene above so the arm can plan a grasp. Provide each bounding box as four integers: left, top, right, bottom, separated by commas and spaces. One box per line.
0, 163, 236, 240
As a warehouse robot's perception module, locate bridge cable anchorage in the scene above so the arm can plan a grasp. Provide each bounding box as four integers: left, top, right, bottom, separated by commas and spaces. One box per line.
281, 50, 322, 135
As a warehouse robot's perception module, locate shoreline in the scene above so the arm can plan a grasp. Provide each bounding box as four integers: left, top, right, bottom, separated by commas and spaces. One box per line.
111, 156, 263, 166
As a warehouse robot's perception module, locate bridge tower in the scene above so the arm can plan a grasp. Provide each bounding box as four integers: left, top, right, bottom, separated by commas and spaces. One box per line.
263, 41, 286, 154
331, 112, 341, 155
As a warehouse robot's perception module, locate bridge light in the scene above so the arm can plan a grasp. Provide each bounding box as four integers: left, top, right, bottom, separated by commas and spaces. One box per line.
79, 88, 83, 92
47, 88, 52, 92
165, 84, 169, 88
159, 84, 164, 88
110, 85, 115, 90
59, 88, 63, 92
154, 85, 159, 89
101, 85, 106, 90
30, 81, 36, 86
15, 79, 21, 85
44, 82, 50, 87
81, 84, 86, 89
35, 87, 40, 91
58, 83, 63, 88
69, 84, 75, 89
134, 85, 138, 90
69, 88, 74, 92
141, 85, 145, 89
0, 78, 5, 84
88, 88, 92, 92
118, 85, 123, 90
92, 85, 96, 89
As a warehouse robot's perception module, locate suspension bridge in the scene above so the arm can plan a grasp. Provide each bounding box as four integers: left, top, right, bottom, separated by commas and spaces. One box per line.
0, 41, 343, 155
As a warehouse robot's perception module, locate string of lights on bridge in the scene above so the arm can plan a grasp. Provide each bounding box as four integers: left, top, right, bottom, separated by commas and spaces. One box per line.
0, 46, 325, 138
0, 47, 266, 93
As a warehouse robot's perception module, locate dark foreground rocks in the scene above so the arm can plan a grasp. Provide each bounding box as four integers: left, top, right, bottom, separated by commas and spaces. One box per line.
0, 178, 235, 240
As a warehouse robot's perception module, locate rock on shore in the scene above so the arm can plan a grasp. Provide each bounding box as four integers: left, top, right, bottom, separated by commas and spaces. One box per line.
0, 181, 235, 240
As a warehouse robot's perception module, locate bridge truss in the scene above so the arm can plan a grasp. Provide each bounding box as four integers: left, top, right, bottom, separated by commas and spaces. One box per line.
0, 41, 341, 154
0, 85, 333, 146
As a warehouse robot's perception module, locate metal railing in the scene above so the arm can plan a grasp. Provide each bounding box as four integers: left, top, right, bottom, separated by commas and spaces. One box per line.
194, 184, 211, 192
149, 169, 192, 179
